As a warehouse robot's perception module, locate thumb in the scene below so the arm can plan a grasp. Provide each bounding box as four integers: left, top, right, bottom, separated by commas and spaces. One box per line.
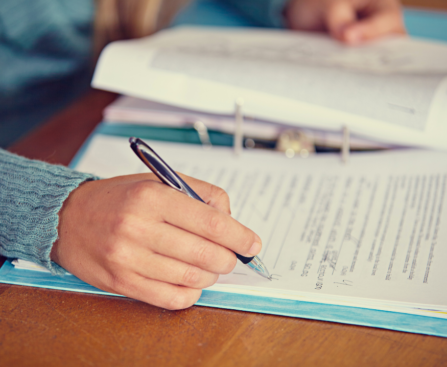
341, 10, 406, 44
325, 0, 357, 40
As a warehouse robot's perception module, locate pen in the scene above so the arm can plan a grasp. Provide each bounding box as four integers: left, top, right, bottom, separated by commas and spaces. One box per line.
129, 137, 271, 280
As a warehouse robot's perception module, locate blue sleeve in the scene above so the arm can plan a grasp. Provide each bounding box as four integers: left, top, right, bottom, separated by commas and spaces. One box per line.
220, 0, 290, 28
0, 149, 97, 273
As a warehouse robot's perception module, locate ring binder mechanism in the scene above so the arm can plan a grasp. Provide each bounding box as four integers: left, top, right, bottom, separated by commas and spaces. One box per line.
102, 95, 397, 152
342, 125, 350, 163
276, 129, 315, 158
234, 99, 244, 156
193, 120, 212, 149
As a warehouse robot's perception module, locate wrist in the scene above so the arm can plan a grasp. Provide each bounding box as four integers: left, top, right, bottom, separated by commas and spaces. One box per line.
51, 180, 94, 266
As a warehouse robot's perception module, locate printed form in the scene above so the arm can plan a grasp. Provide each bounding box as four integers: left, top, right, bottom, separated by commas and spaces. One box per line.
76, 135, 447, 318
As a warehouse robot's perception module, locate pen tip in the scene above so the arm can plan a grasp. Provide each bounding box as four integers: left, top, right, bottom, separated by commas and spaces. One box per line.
129, 137, 137, 144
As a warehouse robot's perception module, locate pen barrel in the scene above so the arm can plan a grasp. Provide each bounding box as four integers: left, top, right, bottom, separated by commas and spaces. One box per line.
235, 253, 254, 264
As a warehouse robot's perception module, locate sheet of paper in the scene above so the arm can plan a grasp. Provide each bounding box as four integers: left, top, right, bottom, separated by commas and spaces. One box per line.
92, 27, 447, 149
75, 135, 447, 318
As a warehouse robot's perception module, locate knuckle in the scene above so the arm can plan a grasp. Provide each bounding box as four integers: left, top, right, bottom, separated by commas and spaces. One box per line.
209, 185, 231, 214
194, 242, 215, 268
107, 273, 129, 294
164, 289, 199, 311
205, 212, 226, 238
110, 213, 134, 238
181, 266, 202, 288
128, 180, 160, 203
211, 185, 230, 204
103, 238, 131, 267
128, 181, 151, 201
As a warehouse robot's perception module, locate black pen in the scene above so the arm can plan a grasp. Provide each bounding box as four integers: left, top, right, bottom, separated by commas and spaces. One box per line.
129, 137, 271, 280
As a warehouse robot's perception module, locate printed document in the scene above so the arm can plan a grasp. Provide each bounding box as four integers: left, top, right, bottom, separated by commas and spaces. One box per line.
74, 135, 447, 318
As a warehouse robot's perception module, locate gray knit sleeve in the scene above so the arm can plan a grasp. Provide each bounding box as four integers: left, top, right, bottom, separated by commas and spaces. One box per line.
0, 149, 97, 273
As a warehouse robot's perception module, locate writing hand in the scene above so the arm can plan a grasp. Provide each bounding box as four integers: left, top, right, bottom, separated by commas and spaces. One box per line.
51, 173, 262, 310
286, 0, 406, 44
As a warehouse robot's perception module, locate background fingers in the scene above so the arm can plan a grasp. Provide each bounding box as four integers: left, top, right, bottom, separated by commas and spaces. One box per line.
341, 9, 406, 44
325, 0, 357, 40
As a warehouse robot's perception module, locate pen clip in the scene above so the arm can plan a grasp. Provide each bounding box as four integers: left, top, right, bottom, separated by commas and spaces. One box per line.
129, 137, 204, 202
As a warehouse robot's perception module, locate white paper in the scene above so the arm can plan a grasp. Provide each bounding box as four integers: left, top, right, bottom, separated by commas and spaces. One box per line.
75, 135, 447, 318
92, 27, 447, 149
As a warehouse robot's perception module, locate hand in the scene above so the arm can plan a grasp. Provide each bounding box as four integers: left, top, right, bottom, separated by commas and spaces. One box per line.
285, 0, 406, 44
51, 173, 262, 310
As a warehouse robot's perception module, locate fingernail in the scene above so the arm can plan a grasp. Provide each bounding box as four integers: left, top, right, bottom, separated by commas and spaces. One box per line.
246, 241, 262, 257
345, 28, 362, 45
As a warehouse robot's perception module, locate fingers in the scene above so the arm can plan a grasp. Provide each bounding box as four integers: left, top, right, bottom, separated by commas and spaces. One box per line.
287, 0, 406, 44
132, 250, 219, 289
124, 179, 262, 257
341, 8, 406, 44
56, 170, 253, 311
108, 271, 203, 310
158, 190, 262, 257
325, 0, 357, 40
285, 0, 327, 31
146, 222, 237, 274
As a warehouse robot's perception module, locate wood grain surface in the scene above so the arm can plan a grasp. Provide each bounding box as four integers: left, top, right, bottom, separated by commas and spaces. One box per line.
402, 0, 447, 10
2, 2, 447, 365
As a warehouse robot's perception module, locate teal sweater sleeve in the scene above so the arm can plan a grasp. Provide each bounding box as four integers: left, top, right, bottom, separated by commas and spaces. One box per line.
221, 0, 290, 28
0, 149, 97, 273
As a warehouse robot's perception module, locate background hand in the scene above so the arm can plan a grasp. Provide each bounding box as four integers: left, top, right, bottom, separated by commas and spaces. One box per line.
286, 0, 406, 44
51, 173, 262, 310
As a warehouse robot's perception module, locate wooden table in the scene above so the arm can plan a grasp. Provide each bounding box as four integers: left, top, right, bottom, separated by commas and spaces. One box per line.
2, 3, 447, 365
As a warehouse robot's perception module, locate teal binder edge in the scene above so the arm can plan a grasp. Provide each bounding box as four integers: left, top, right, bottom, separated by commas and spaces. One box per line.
1, 260, 446, 337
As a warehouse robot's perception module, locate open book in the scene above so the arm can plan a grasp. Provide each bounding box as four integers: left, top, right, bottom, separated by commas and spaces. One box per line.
92, 26, 447, 149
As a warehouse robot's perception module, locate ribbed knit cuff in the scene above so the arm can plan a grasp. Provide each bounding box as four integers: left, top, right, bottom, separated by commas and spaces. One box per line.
0, 149, 98, 274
